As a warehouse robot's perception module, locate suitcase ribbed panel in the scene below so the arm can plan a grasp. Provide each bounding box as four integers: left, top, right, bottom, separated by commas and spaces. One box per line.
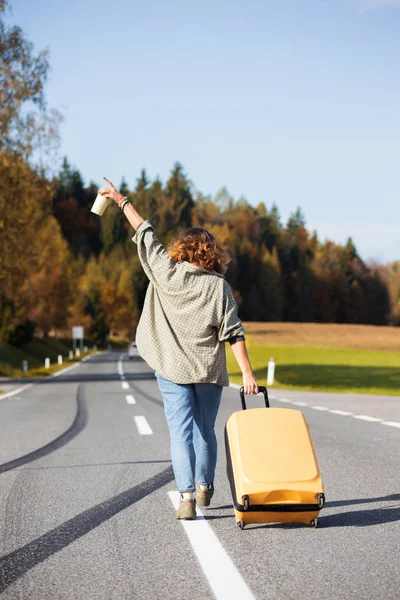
230, 408, 318, 483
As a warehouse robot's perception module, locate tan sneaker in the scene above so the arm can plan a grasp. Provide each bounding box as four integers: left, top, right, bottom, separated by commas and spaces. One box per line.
196, 483, 214, 507
176, 497, 196, 520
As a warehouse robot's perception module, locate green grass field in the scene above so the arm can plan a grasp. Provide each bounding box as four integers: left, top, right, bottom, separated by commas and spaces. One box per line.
227, 343, 400, 396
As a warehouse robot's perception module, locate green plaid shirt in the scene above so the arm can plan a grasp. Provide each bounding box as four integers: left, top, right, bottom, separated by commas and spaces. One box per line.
133, 221, 245, 385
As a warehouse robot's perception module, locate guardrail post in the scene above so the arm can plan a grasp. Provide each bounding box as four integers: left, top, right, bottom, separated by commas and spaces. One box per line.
267, 358, 275, 386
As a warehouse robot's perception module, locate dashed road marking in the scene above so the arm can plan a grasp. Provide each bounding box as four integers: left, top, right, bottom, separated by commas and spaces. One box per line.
168, 491, 256, 600
126, 394, 136, 405
122, 382, 130, 390
228, 385, 399, 430
134, 416, 153, 435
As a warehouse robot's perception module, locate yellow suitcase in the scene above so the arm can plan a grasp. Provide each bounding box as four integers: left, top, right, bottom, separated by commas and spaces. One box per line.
225, 387, 325, 530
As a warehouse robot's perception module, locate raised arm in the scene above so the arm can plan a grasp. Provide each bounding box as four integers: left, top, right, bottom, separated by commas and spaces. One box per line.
98, 178, 176, 287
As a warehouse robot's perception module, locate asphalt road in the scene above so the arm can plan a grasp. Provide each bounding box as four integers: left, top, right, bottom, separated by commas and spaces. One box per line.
0, 352, 399, 600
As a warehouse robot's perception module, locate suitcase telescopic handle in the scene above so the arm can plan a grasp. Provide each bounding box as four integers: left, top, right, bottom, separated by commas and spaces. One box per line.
239, 386, 270, 410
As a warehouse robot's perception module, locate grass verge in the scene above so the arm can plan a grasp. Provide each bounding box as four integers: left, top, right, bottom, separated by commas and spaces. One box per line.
227, 342, 400, 396
0, 338, 95, 378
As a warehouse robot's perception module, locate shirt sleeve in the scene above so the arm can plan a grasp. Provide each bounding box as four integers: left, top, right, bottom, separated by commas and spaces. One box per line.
218, 280, 245, 342
132, 220, 177, 288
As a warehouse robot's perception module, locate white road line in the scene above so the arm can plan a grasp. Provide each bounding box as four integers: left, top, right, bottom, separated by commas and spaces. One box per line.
168, 491, 255, 600
0, 383, 33, 400
311, 406, 329, 411
277, 398, 289, 403
381, 421, 400, 428
0, 355, 94, 401
353, 415, 382, 422
329, 409, 354, 416
51, 362, 78, 376
291, 401, 308, 407
122, 382, 130, 390
134, 416, 153, 435
126, 394, 136, 405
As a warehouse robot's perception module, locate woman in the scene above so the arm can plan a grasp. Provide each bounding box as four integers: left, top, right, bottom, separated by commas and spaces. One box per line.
99, 178, 258, 520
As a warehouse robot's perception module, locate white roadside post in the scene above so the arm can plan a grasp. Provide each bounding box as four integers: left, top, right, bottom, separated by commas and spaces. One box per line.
93, 345, 97, 351
69, 350, 73, 360
22, 360, 28, 374
45, 358, 50, 369
267, 358, 275, 386
72, 325, 84, 357
58, 355, 63, 365
83, 346, 88, 353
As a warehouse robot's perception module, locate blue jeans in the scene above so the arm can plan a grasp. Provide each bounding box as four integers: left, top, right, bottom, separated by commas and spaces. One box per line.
155, 372, 223, 492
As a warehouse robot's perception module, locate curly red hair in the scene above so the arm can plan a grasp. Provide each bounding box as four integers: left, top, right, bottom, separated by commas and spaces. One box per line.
168, 227, 229, 274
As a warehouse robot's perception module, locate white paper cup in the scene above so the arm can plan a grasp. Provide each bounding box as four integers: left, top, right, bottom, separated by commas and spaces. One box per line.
91, 193, 111, 216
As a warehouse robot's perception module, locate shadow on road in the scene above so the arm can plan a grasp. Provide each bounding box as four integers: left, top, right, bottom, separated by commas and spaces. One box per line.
0, 372, 156, 385
0, 466, 174, 593
327, 493, 400, 507
234, 493, 400, 530
323, 504, 400, 527
20, 459, 172, 471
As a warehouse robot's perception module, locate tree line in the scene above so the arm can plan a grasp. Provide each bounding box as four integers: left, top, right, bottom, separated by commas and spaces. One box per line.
2, 155, 399, 346
1, 0, 399, 346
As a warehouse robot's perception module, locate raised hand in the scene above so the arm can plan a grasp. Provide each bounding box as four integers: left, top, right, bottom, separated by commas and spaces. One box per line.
98, 177, 126, 206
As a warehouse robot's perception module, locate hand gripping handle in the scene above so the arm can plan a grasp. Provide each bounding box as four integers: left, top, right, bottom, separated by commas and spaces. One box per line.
239, 386, 270, 410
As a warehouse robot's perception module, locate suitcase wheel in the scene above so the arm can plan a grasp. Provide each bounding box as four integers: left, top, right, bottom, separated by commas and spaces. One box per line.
242, 495, 250, 511
317, 493, 325, 509
237, 520, 245, 530
310, 519, 318, 528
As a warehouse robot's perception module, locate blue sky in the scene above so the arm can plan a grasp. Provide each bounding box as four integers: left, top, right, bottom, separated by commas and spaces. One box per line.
8, 0, 400, 262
